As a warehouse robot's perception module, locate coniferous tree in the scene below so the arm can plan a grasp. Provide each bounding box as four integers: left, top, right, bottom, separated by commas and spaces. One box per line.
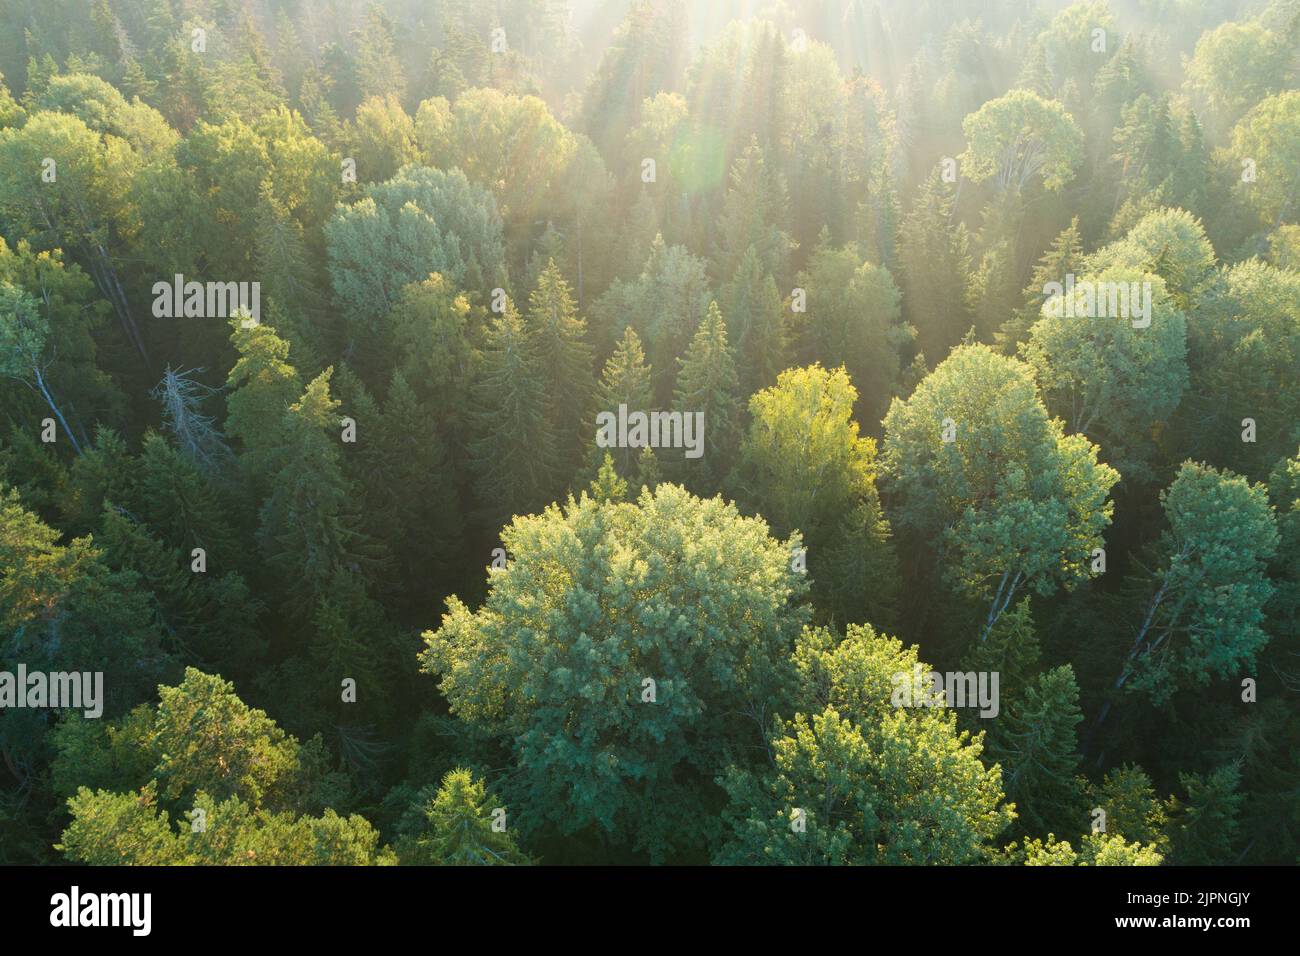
985, 664, 1085, 841
256, 369, 378, 618
355, 4, 407, 100
1168, 765, 1243, 865
526, 259, 594, 482
422, 483, 811, 863
388, 273, 479, 447
722, 245, 788, 399
96, 505, 264, 676
150, 367, 233, 476
585, 325, 654, 482
1, 0, 1297, 870
713, 136, 795, 283
793, 238, 911, 426
352, 370, 464, 604
60, 785, 396, 865
670, 301, 740, 495
468, 300, 558, 531
996, 217, 1084, 353
898, 169, 973, 366
224, 318, 303, 487
966, 195, 1023, 344
399, 768, 531, 865
714, 623, 1014, 865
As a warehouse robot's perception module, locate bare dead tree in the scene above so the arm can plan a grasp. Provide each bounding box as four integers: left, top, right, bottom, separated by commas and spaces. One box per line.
150, 366, 233, 473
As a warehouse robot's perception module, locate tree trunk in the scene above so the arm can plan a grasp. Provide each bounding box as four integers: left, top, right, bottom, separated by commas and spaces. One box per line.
88, 243, 149, 365
33, 366, 83, 456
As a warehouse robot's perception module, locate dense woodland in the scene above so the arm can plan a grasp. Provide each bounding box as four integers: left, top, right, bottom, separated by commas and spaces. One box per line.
0, 0, 1297, 866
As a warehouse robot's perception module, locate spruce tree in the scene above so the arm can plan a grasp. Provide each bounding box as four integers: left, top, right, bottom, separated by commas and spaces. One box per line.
898, 169, 973, 366
586, 325, 654, 481
468, 300, 558, 531
671, 302, 741, 495
356, 370, 464, 605
526, 259, 594, 481
256, 369, 376, 618
588, 453, 628, 504
401, 768, 530, 865
224, 318, 303, 487
985, 664, 1085, 840
996, 217, 1083, 353
1169, 765, 1243, 865
134, 432, 240, 567
713, 136, 795, 282
722, 245, 788, 398
966, 195, 1023, 343
96, 505, 264, 676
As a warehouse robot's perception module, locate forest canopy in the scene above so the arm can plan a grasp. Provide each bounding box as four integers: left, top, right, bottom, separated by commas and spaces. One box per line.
0, 0, 1297, 867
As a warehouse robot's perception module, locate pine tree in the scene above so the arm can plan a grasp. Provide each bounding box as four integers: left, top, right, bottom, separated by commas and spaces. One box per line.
421, 483, 811, 862
714, 623, 1013, 865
